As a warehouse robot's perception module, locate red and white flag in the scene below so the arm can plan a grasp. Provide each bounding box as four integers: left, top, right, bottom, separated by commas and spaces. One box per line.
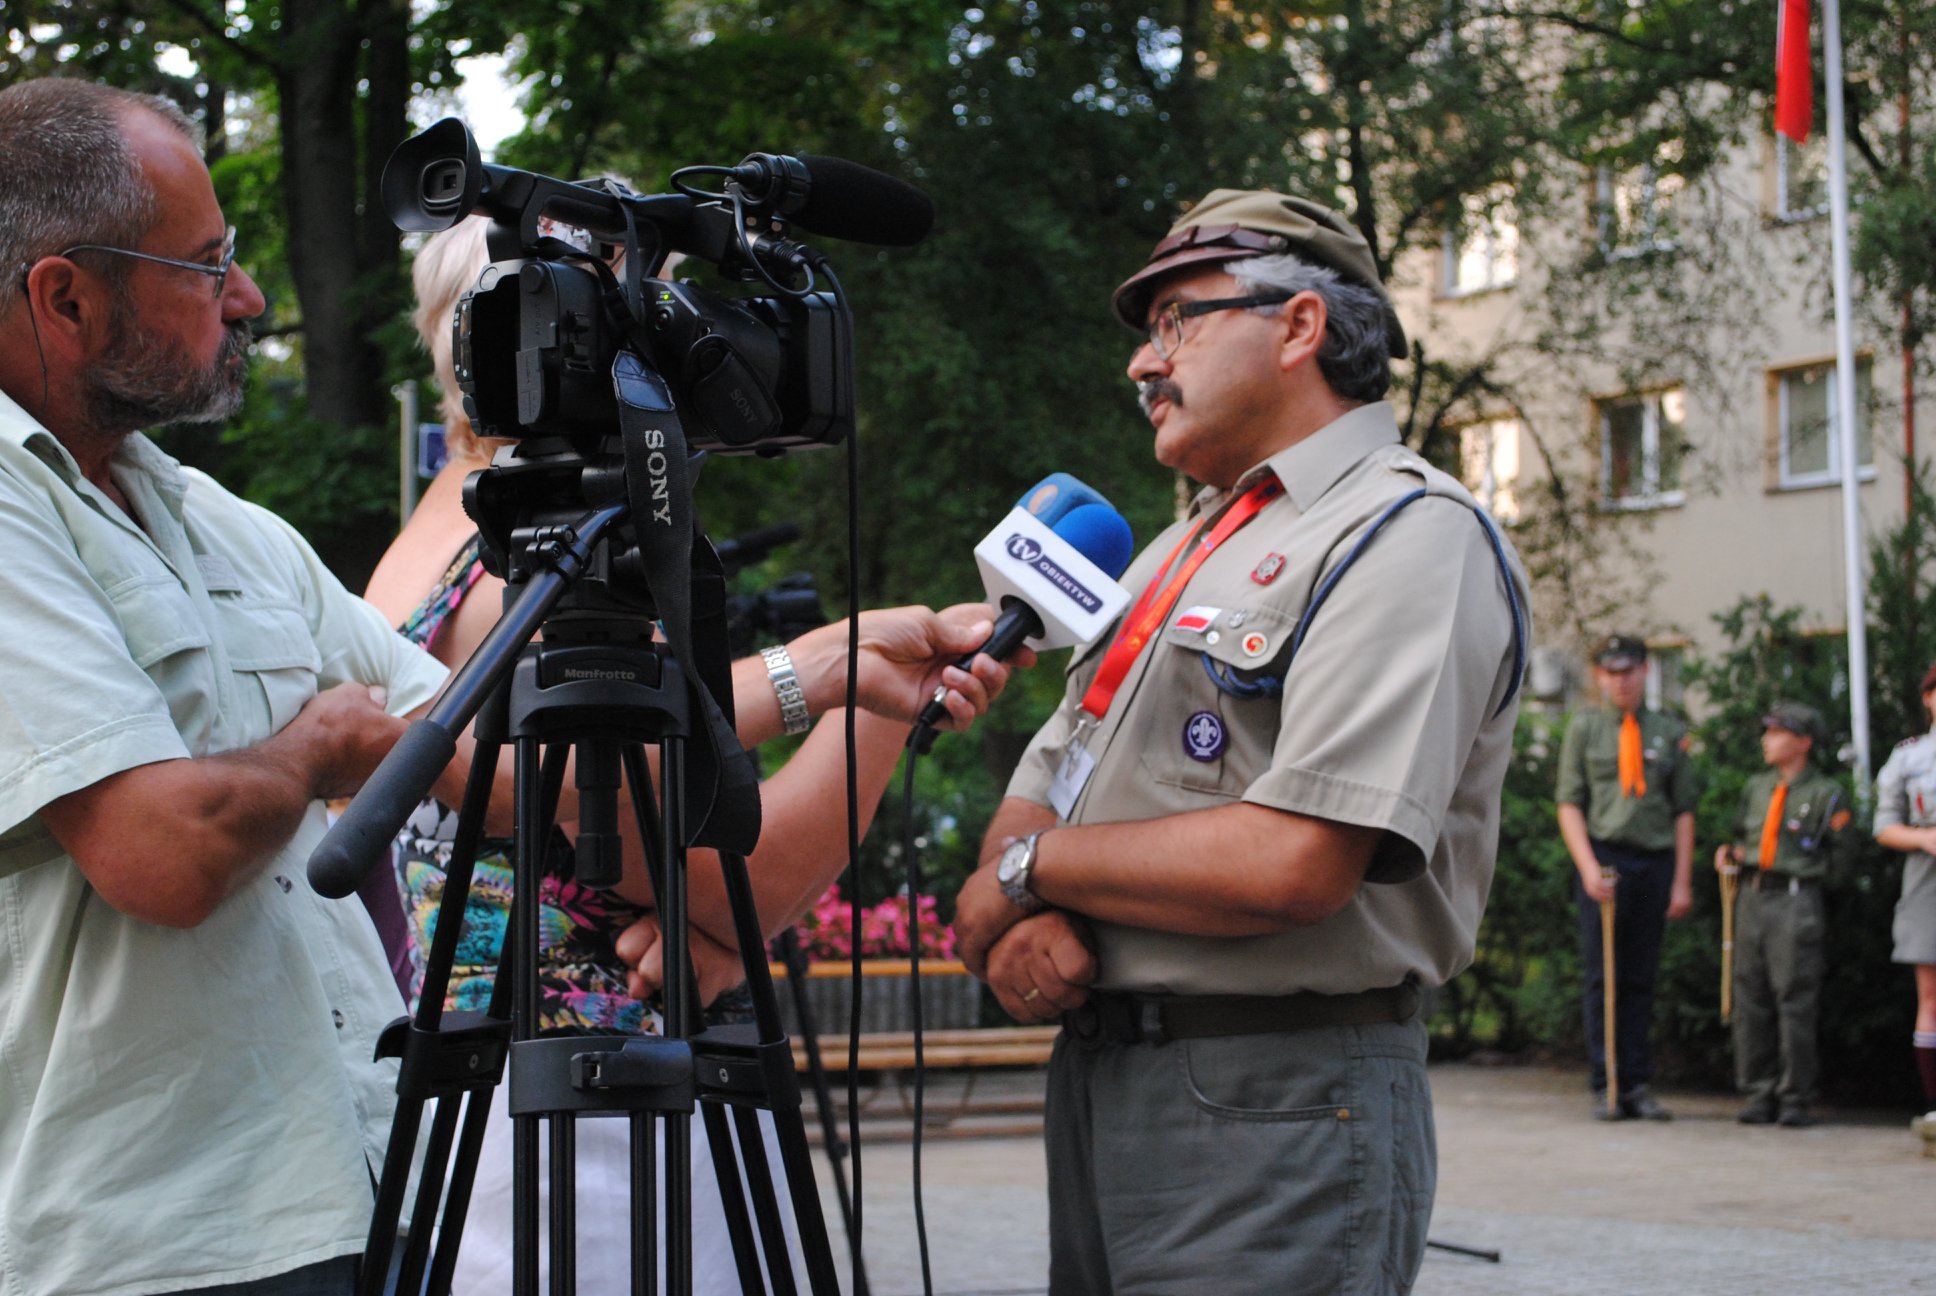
1775, 0, 1812, 142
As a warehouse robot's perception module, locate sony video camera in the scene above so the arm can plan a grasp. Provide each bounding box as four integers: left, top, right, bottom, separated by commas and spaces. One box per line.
380, 118, 931, 457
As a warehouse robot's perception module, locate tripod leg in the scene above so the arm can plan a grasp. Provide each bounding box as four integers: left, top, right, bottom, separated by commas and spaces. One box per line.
714, 851, 840, 1296
660, 736, 694, 1296
730, 1103, 801, 1296
775, 932, 869, 1296
630, 1112, 658, 1296
702, 1101, 769, 1295
513, 735, 549, 1296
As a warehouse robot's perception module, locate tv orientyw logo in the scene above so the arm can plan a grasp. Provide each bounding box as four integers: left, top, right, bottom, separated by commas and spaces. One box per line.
1005, 533, 1103, 613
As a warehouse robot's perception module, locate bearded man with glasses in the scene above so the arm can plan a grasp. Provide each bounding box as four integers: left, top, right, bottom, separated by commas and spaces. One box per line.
0, 79, 465, 1296
953, 189, 1532, 1293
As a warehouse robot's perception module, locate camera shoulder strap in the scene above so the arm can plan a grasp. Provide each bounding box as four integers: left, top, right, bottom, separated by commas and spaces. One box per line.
613, 350, 762, 854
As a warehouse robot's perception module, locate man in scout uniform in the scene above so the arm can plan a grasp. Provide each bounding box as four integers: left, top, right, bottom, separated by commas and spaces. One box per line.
1713, 702, 1853, 1128
949, 188, 1529, 1293
1556, 634, 1700, 1120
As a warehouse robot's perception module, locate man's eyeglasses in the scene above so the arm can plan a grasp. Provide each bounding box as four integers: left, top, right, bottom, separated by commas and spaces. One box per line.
56, 226, 238, 299
1144, 291, 1293, 361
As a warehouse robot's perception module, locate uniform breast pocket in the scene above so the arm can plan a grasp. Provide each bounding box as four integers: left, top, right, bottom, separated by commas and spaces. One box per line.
1134, 612, 1289, 796
211, 596, 322, 734
1912, 767, 1936, 826
106, 575, 216, 751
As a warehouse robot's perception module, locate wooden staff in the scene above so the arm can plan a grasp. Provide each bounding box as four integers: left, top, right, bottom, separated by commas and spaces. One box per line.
1601, 868, 1618, 1117
1719, 864, 1739, 1024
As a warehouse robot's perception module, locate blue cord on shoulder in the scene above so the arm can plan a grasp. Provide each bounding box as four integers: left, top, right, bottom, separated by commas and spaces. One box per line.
1284, 490, 1526, 719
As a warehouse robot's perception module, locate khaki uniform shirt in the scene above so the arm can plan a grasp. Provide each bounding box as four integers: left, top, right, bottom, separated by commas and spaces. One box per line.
1875, 729, 1936, 920
1554, 707, 1699, 852
1006, 403, 1528, 996
1727, 767, 1855, 880
0, 389, 449, 1296
1875, 730, 1936, 835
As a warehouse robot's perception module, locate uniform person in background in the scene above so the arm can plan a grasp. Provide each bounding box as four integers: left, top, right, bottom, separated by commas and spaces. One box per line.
1556, 634, 1699, 1120
0, 78, 458, 1295
1713, 702, 1853, 1128
952, 188, 1529, 1294
1874, 663, 1936, 1130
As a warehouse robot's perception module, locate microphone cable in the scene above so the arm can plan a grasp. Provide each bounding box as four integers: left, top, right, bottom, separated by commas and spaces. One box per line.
899, 743, 937, 1296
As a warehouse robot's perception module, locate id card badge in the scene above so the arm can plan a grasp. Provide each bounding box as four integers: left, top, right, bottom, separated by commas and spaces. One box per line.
1048, 719, 1098, 820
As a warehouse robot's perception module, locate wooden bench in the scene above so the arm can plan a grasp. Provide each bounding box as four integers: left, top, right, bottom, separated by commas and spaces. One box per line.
789, 1025, 1059, 1073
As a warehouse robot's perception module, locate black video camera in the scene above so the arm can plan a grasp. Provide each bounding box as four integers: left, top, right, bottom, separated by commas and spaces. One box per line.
381, 118, 928, 456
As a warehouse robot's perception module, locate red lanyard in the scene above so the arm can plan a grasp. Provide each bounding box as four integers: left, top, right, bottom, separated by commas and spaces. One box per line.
1078, 476, 1284, 722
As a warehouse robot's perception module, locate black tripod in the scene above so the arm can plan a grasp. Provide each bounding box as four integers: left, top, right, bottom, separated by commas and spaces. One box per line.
313, 487, 840, 1296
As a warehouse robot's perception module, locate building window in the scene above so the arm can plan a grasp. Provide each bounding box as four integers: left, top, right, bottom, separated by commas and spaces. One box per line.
1773, 134, 1829, 221
1775, 358, 1874, 488
1459, 418, 1522, 522
1596, 147, 1684, 258
1443, 187, 1519, 296
1644, 643, 1685, 712
1599, 387, 1687, 509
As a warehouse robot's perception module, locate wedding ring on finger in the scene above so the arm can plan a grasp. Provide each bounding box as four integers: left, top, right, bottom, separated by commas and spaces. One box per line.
1023, 987, 1043, 1003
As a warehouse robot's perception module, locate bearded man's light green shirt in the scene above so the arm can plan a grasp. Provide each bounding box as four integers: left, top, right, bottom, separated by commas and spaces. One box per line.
0, 388, 447, 1296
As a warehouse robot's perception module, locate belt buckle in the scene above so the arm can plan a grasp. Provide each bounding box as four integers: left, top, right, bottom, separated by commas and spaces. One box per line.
1066, 1001, 1102, 1047
1136, 998, 1170, 1046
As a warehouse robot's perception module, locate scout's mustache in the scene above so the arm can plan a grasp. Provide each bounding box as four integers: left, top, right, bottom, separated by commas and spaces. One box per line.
1137, 377, 1182, 418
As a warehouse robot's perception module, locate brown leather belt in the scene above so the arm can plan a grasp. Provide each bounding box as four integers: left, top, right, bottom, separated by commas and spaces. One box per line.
1065, 982, 1420, 1047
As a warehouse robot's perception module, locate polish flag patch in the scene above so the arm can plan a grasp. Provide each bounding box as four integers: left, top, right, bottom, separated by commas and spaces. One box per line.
1173, 606, 1222, 634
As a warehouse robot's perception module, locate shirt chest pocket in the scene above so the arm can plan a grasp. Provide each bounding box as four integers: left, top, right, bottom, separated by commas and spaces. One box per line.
208, 595, 322, 735
1133, 610, 1291, 797
107, 575, 217, 753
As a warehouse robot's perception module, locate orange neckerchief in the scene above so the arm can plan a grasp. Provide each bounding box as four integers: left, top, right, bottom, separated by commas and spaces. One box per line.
1758, 781, 1790, 869
1618, 711, 1647, 798
1078, 477, 1284, 723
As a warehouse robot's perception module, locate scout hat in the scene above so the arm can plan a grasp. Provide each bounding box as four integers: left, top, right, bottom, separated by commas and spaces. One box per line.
1762, 700, 1824, 745
1110, 188, 1410, 358
1593, 634, 1649, 671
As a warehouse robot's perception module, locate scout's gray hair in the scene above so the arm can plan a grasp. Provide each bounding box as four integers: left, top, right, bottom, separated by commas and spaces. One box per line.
0, 79, 201, 311
1229, 252, 1393, 403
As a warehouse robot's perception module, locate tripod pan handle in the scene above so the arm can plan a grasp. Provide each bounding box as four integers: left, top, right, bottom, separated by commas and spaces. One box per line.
307, 719, 459, 899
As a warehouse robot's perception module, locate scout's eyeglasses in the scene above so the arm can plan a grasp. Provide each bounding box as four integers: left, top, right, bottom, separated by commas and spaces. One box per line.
1145, 291, 1294, 361
56, 226, 238, 299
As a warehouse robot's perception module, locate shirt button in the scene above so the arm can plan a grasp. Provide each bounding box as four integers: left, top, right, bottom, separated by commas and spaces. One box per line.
332, 1008, 346, 1030
274, 875, 293, 893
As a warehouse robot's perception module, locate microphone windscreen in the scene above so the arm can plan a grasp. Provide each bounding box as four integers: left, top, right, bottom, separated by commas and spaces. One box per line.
1052, 503, 1135, 581
1016, 472, 1108, 527
795, 155, 935, 247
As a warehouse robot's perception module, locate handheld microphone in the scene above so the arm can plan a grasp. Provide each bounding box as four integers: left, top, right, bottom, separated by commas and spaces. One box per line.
725, 152, 936, 247
909, 475, 1135, 749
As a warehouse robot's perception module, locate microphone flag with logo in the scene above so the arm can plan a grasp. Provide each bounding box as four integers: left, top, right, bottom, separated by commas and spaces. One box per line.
911, 474, 1134, 745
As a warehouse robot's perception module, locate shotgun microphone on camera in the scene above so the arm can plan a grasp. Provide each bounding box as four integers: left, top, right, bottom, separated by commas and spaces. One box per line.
725, 153, 936, 247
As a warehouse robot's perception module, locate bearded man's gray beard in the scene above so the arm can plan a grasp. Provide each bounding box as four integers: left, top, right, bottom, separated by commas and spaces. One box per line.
84, 300, 251, 434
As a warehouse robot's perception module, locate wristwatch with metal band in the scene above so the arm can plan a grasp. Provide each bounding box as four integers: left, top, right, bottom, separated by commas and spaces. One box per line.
760, 644, 812, 735
996, 830, 1050, 915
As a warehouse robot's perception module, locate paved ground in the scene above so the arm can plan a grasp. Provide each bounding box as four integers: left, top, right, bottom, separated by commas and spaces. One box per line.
808, 1060, 1936, 1295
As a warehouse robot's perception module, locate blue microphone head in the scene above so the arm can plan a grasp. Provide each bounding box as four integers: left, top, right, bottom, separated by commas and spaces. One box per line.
1017, 472, 1108, 528
1053, 502, 1135, 580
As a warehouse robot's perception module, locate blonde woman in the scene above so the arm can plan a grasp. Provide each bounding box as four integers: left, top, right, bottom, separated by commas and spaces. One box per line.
364, 215, 1022, 1292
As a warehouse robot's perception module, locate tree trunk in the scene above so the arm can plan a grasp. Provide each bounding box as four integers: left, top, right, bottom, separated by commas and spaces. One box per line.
276, 0, 400, 442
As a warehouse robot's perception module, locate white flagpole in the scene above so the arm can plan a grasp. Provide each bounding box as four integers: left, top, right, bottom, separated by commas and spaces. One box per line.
1822, 0, 1873, 787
